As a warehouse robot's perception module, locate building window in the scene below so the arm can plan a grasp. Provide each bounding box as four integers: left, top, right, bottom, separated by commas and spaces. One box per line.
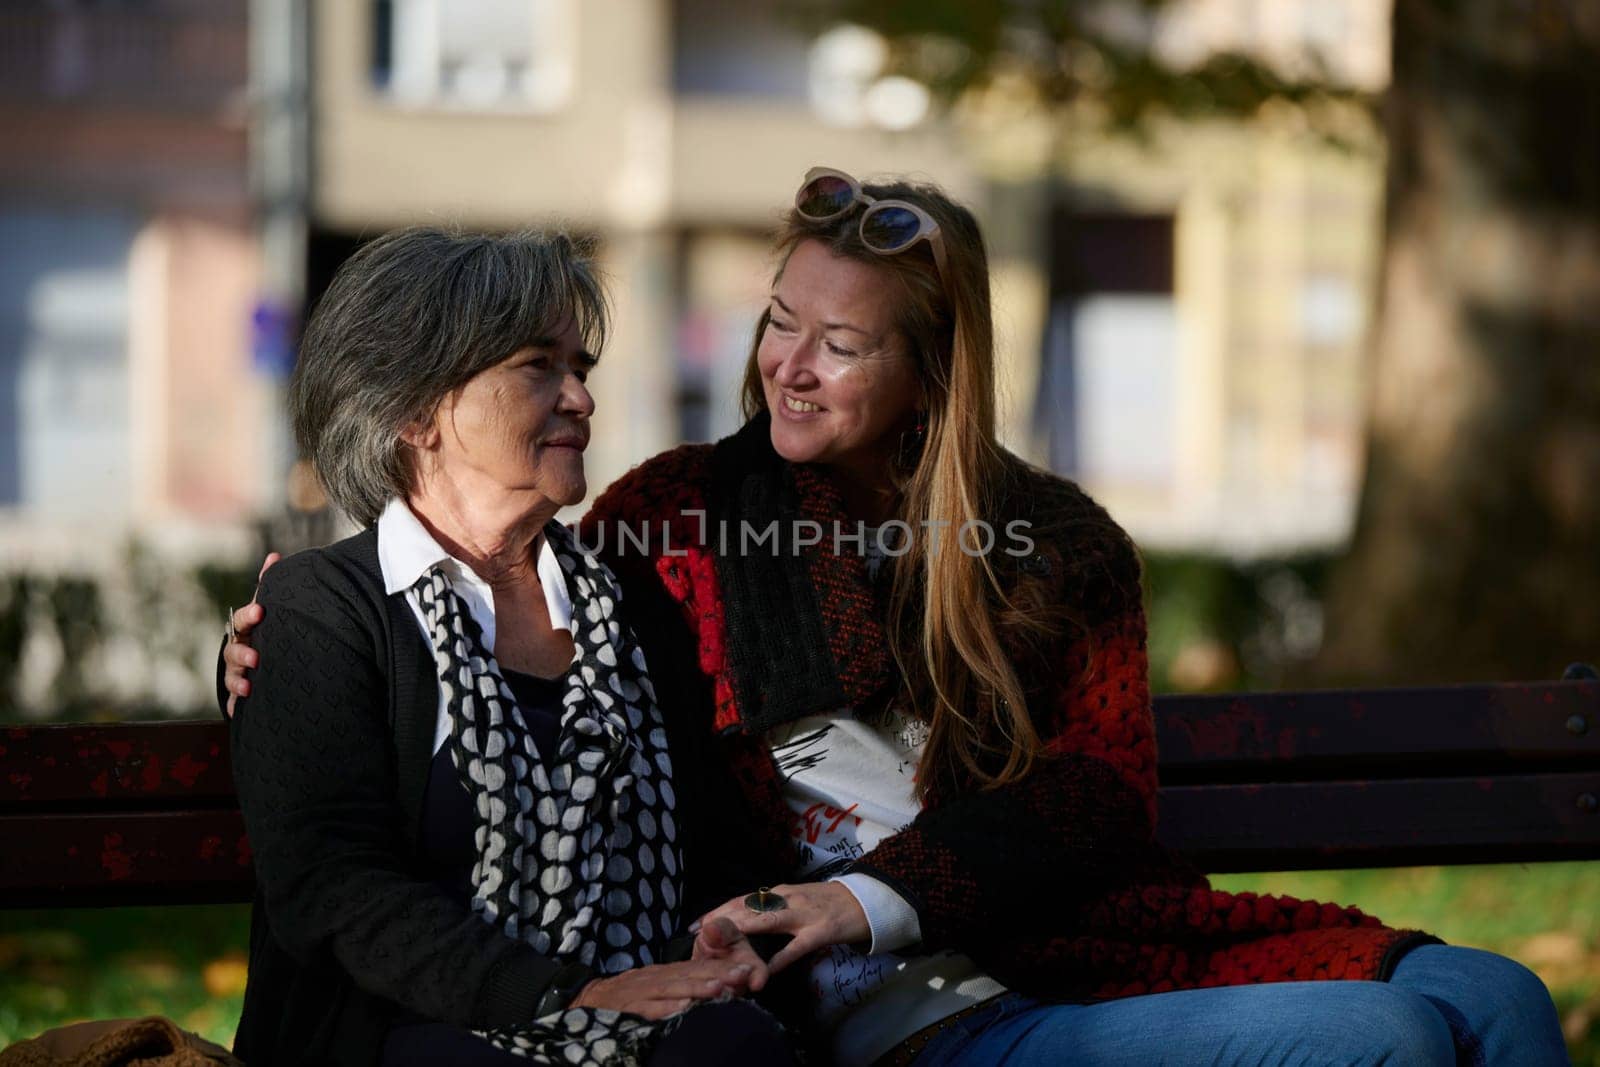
0, 212, 136, 514
671, 0, 809, 99
673, 230, 771, 444
1299, 272, 1362, 349
371, 0, 574, 111
1036, 212, 1178, 490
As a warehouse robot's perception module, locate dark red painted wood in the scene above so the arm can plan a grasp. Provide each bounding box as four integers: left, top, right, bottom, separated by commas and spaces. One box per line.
6, 769, 1596, 904
6, 679, 1595, 811
1154, 679, 1600, 781
0, 721, 237, 810
1159, 771, 1600, 872
0, 809, 253, 907
1, 675, 1597, 904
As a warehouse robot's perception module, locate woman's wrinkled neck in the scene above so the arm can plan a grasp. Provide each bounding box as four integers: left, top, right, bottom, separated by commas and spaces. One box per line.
405, 473, 555, 589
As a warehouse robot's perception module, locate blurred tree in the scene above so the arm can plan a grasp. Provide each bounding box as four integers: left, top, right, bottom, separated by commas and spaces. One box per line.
1317, 0, 1600, 685
0, 576, 30, 713
43, 577, 103, 715
813, 0, 1600, 684
804, 0, 1364, 129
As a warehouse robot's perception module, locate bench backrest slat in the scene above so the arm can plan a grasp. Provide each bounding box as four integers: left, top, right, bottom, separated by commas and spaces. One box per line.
2, 678, 1597, 905
1, 722, 237, 810
1159, 770, 1600, 872
6, 680, 1595, 807
0, 809, 252, 907
1155, 680, 1599, 782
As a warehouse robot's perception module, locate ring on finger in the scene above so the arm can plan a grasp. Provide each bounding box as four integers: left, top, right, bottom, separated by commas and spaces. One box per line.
744, 887, 787, 913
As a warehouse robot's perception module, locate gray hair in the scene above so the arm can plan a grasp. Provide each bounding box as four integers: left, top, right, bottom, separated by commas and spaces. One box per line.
289, 227, 609, 527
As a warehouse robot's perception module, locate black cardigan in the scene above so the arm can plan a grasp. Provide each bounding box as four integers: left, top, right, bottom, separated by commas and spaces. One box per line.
224, 526, 770, 1066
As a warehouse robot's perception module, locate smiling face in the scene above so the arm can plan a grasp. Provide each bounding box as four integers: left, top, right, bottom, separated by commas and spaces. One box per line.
415, 317, 596, 511
758, 239, 923, 473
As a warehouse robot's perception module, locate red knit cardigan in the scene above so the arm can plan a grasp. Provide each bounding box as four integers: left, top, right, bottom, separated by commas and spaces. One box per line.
578, 425, 1434, 1002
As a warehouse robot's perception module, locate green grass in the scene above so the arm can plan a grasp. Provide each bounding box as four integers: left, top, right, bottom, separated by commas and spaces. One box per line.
2, 866, 1596, 1062
0, 904, 248, 1052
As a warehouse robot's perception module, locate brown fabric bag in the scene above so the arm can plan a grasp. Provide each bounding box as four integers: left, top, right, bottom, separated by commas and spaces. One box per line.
0, 1016, 243, 1067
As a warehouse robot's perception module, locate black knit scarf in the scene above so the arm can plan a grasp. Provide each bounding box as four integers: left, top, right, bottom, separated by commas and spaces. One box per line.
412, 520, 683, 1065
709, 414, 848, 735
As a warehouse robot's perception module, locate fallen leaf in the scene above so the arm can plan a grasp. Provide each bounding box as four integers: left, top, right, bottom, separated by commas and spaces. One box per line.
1522, 932, 1587, 969
202, 952, 249, 999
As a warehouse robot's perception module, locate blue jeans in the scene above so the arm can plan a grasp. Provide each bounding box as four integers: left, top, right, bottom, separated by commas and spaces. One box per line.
915, 945, 1567, 1066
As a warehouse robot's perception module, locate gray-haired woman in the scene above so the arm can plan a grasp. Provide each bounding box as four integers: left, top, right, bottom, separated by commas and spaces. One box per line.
224, 228, 796, 1066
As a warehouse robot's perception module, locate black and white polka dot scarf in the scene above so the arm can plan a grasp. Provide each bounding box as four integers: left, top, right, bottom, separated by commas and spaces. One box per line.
413, 520, 683, 1065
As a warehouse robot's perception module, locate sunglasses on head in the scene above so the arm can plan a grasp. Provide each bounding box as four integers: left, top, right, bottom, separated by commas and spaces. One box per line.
794, 166, 949, 281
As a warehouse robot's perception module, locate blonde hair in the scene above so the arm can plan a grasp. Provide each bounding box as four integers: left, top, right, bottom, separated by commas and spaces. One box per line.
741, 178, 1052, 795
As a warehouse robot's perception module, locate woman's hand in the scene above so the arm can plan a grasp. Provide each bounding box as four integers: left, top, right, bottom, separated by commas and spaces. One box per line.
569, 957, 759, 1019
223, 553, 280, 718
699, 882, 869, 975
690, 916, 769, 992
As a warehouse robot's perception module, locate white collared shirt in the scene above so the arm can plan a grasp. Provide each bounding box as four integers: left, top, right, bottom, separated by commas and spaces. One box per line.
376, 496, 573, 757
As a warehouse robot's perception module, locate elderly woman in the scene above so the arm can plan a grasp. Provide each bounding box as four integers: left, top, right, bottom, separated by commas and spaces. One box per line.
226, 181, 1567, 1065
224, 228, 797, 1067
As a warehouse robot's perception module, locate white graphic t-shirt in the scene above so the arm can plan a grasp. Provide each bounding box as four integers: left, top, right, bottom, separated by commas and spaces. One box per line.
768, 707, 1007, 1064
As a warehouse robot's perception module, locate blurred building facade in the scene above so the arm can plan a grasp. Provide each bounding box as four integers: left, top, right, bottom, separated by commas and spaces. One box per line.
0, 0, 1391, 715
0, 0, 1392, 551
297, 0, 1391, 555
0, 0, 273, 570
1034, 0, 1391, 553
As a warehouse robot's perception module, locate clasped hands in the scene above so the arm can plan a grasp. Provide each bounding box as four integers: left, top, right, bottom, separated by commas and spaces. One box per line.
574, 881, 868, 1018
695, 880, 870, 976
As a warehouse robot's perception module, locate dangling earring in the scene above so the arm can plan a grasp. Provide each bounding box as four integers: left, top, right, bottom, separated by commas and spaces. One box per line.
897, 410, 928, 468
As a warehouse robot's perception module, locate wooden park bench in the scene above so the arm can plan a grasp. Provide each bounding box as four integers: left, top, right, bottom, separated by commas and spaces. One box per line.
2, 667, 1598, 908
